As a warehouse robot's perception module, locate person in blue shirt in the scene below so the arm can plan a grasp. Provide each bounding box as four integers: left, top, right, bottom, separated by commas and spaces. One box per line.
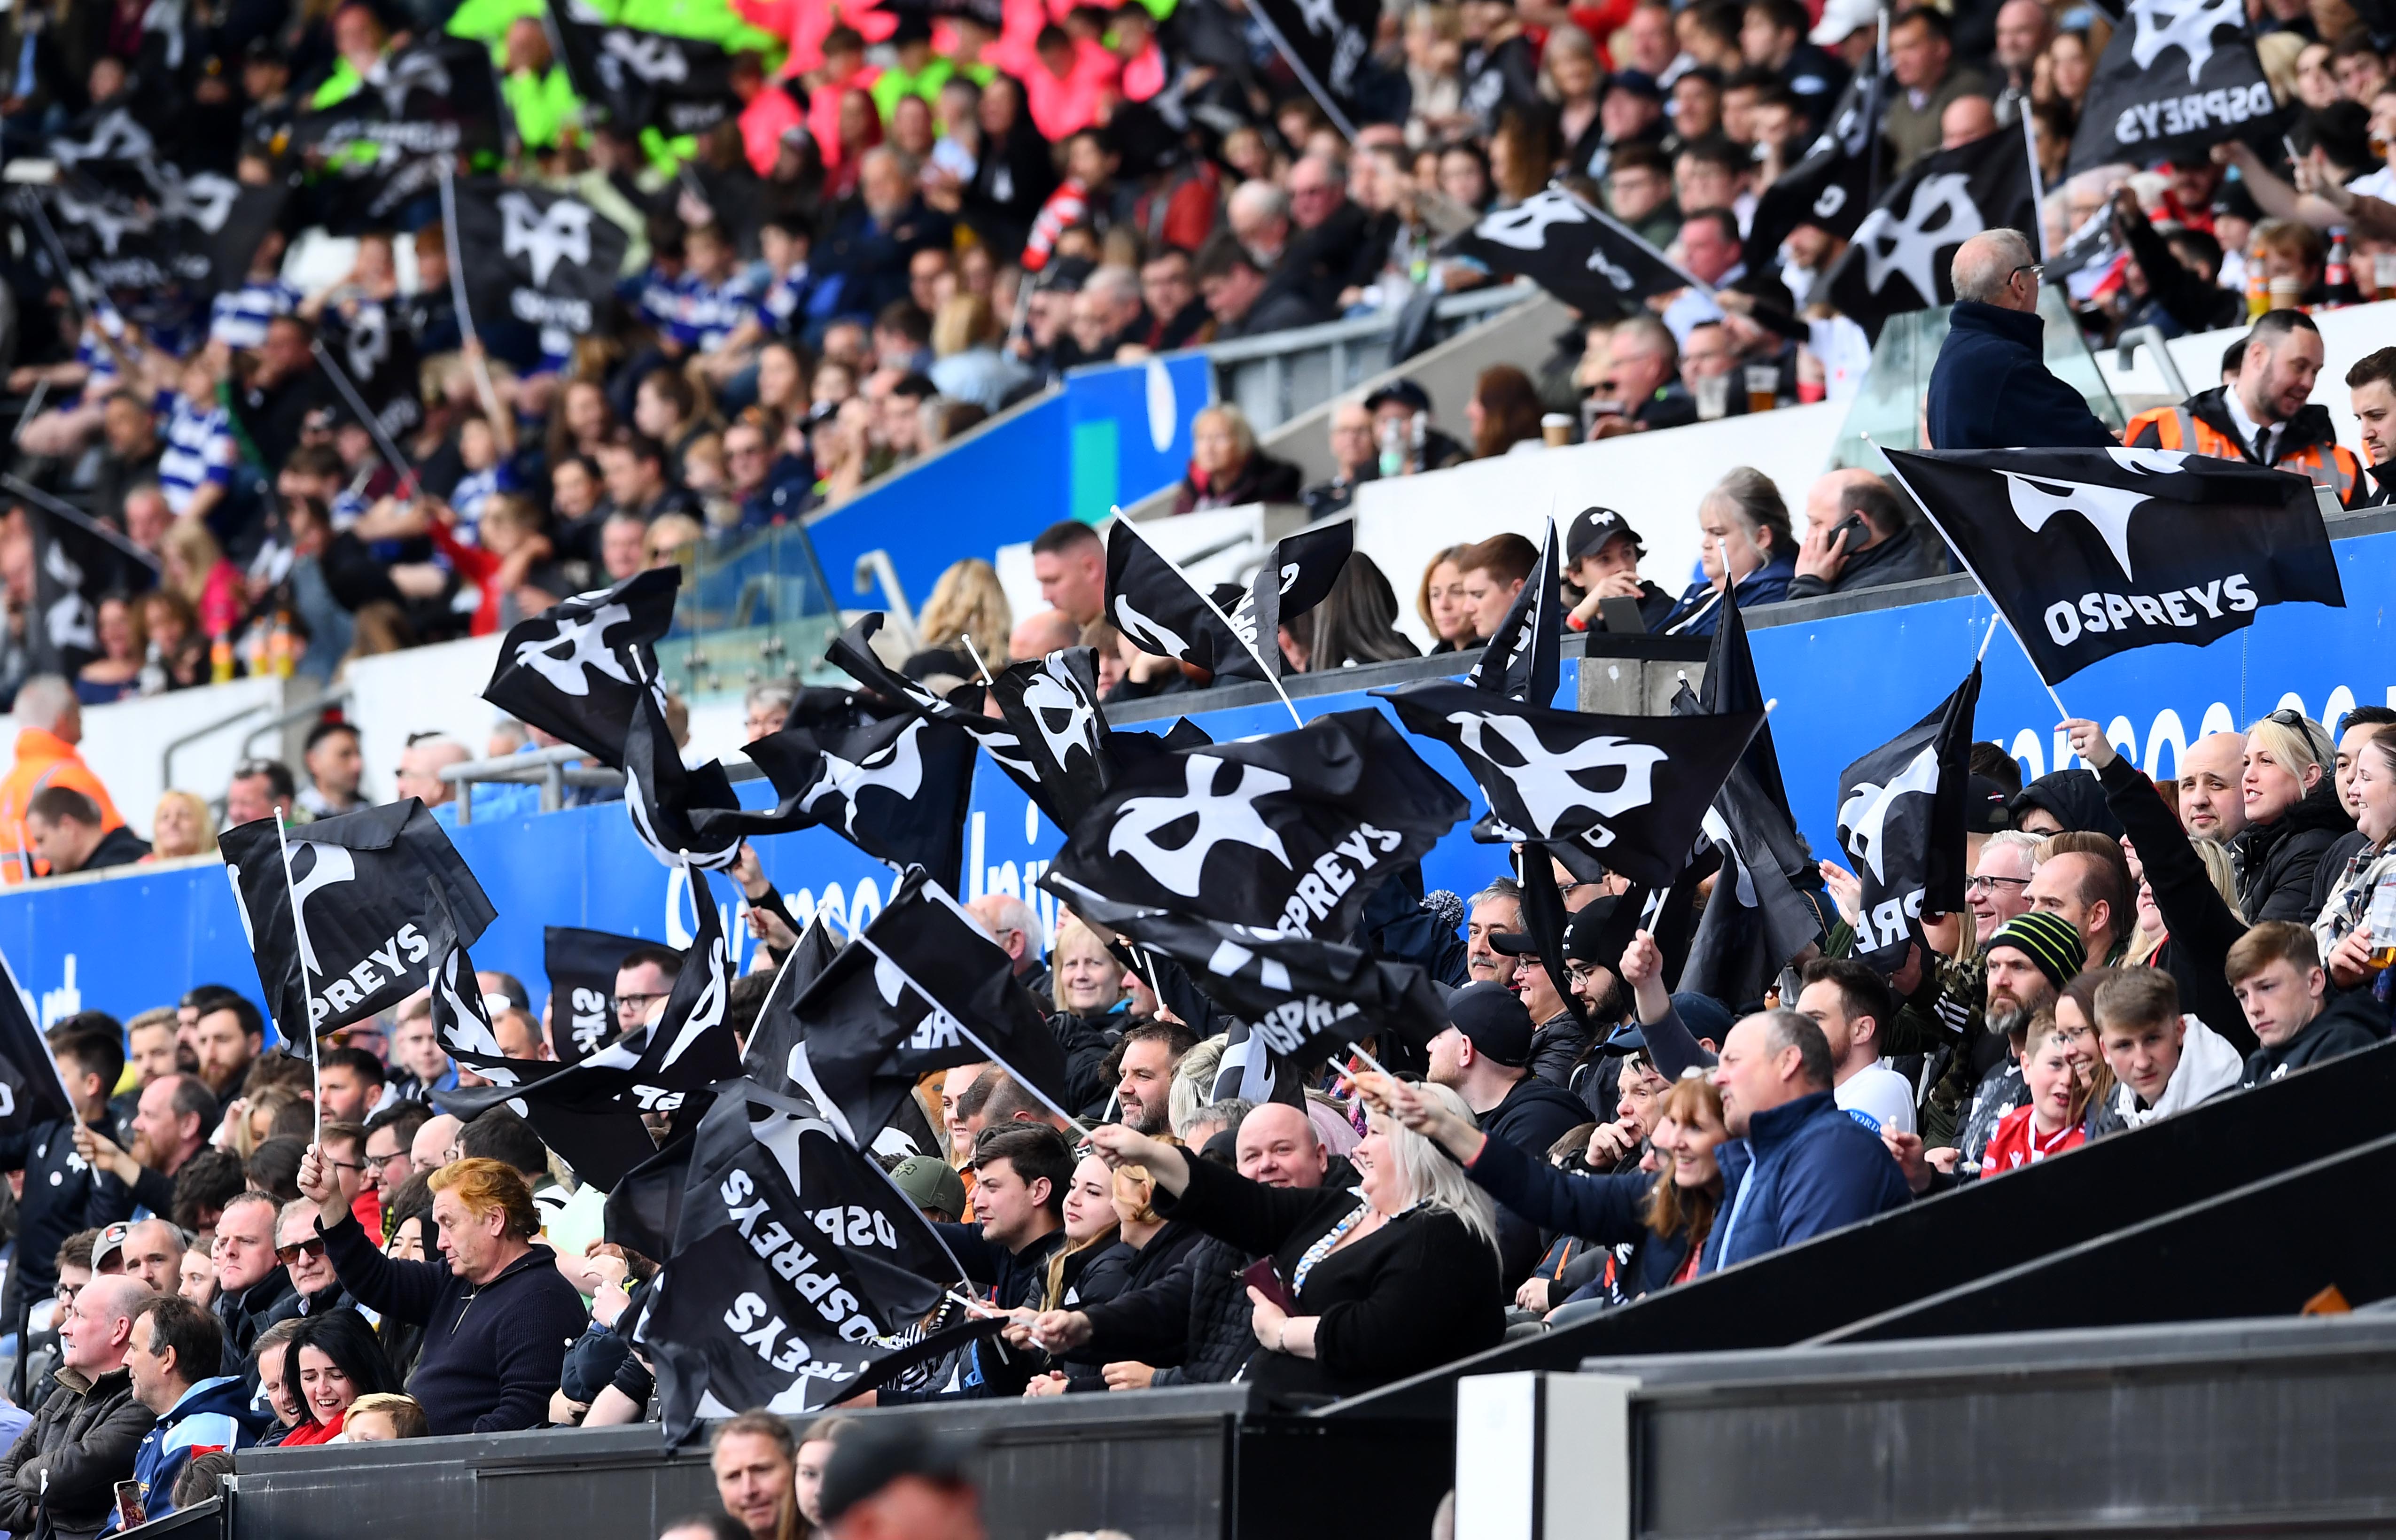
114, 1293, 261, 1531
1662, 466, 1799, 636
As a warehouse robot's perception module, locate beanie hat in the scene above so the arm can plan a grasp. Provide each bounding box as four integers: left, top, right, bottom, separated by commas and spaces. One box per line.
1984, 910, 2086, 994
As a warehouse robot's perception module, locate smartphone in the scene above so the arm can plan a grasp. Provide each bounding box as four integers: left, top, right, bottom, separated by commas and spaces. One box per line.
1831, 513, 1870, 549
1239, 1256, 1299, 1315
1599, 595, 1647, 634
113, 1480, 147, 1532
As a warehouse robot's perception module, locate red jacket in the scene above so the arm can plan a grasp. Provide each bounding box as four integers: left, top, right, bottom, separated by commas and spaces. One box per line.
1979, 1104, 2085, 1177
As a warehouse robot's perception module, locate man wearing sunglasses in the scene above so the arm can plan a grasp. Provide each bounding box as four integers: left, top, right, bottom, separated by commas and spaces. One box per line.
273, 1200, 351, 1319
1926, 228, 2120, 454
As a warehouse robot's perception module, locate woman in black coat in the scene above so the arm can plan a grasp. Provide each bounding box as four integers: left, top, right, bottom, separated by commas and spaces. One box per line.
2231, 712, 2354, 925
1087, 1084, 1505, 1405
1025, 1159, 1205, 1394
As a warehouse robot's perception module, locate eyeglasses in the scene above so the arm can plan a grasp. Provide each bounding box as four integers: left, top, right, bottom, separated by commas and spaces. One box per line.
365, 1148, 412, 1171
322, 1159, 362, 1175
617, 991, 669, 1014
1965, 874, 2032, 893
2009, 262, 2046, 284
274, 1237, 327, 1265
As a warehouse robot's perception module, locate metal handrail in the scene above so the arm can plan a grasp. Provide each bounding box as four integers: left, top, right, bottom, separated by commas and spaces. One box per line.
2115, 325, 2192, 401
160, 683, 350, 797
436, 744, 763, 822
1195, 280, 1538, 366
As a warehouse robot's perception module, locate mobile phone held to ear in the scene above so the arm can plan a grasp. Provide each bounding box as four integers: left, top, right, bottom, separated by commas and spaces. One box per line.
1240, 1256, 1299, 1314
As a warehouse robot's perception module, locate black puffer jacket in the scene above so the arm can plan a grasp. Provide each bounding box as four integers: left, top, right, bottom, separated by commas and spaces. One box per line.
0, 1367, 154, 1540
2233, 775, 2354, 925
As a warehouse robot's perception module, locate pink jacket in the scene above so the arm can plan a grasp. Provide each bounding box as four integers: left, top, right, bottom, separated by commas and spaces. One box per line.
731, 0, 894, 77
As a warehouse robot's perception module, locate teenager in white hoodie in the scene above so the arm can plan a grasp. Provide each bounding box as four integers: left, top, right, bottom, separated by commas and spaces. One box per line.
2093, 970, 2242, 1129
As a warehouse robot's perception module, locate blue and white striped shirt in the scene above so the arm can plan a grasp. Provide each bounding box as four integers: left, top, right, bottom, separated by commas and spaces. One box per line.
209, 279, 304, 351
156, 394, 236, 513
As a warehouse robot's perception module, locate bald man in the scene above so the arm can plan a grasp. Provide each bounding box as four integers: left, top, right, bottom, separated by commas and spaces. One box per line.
1008, 610, 1081, 663
1925, 229, 2120, 451
1939, 93, 1999, 149
0, 1274, 155, 1538
1790, 467, 1947, 598
1025, 1103, 1335, 1392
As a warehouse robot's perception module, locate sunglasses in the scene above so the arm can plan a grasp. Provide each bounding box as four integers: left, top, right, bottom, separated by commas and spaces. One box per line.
275, 1237, 327, 1265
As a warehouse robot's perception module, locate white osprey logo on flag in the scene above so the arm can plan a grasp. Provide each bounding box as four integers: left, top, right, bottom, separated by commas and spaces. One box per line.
1856, 171, 1982, 302
52, 109, 153, 166
225, 842, 357, 979
1447, 712, 1666, 834
1997, 451, 2185, 580
373, 47, 453, 116
1838, 743, 1943, 884
1021, 656, 1097, 772
344, 303, 390, 383
40, 542, 95, 654
515, 601, 638, 695
1587, 247, 1636, 292
51, 185, 142, 256
2130, 0, 2242, 83
800, 719, 929, 835
1113, 592, 1194, 663
1471, 188, 1587, 252
601, 27, 692, 83
501, 192, 596, 288
1106, 756, 1294, 898
159, 168, 240, 234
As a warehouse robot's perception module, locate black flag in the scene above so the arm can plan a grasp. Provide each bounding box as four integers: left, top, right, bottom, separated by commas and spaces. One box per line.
453, 179, 630, 339
219, 801, 497, 1042
294, 37, 504, 233
545, 926, 680, 1066
1051, 710, 1468, 940
708, 713, 978, 887
20, 493, 157, 675
1745, 65, 1884, 272
1245, 0, 1379, 133
1676, 774, 1824, 1008
623, 681, 745, 871
1823, 127, 2036, 336
484, 568, 680, 768
1837, 664, 1983, 965
1880, 446, 2345, 684
2068, 0, 2279, 174
1105, 522, 1281, 684
1380, 682, 1763, 888
1220, 522, 1354, 684
738, 915, 843, 1098
1450, 183, 1707, 316
1694, 588, 1813, 881
1055, 883, 1447, 1095
1465, 518, 1560, 706
322, 298, 422, 441
0, 948, 76, 1140
437, 870, 737, 1122
546, 0, 740, 138
987, 648, 1116, 832
823, 613, 1054, 813
641, 1083, 996, 1441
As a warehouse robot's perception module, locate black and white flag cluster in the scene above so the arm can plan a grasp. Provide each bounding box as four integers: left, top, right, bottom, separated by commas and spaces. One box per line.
484, 568, 680, 770
547, 0, 740, 138
1745, 65, 1883, 271
545, 926, 677, 1065
321, 299, 423, 440
1450, 183, 1705, 317
717, 708, 979, 888
43, 151, 286, 299
988, 648, 1116, 832
454, 180, 630, 339
1049, 710, 1469, 941
1824, 127, 2037, 336
2069, 0, 2279, 173
0, 947, 77, 1142
1105, 521, 1351, 684
219, 800, 498, 1042
293, 36, 504, 233
1836, 665, 1983, 965
1881, 446, 2345, 684
1381, 682, 1764, 888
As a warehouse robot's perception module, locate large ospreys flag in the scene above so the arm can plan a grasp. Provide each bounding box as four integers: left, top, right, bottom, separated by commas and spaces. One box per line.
1244, 0, 1379, 135
47, 166, 282, 299
2069, 0, 2278, 173
1050, 710, 1469, 941
824, 613, 1055, 813
1881, 447, 2345, 684
453, 180, 629, 341
0, 947, 76, 1140
1824, 128, 2036, 337
706, 711, 978, 887
1746, 66, 1884, 271
987, 648, 1116, 832
296, 36, 504, 233
640, 1081, 997, 1441
1837, 665, 1983, 966
1450, 184, 1707, 317
220, 801, 498, 1042
484, 568, 680, 768
1054, 883, 1447, 1101
1381, 682, 1763, 888
545, 926, 679, 1065
20, 493, 158, 674
1105, 521, 1349, 685
1466, 519, 1560, 706
547, 0, 740, 138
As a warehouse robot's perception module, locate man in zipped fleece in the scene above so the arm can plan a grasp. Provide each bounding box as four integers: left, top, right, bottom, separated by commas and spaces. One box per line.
297, 1147, 587, 1435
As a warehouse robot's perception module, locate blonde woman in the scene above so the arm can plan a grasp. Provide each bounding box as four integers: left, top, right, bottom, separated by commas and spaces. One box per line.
1024, 1156, 1206, 1395
148, 792, 219, 861
1171, 404, 1303, 512
1071, 1081, 1503, 1402
911, 558, 1012, 675
2233, 710, 2347, 925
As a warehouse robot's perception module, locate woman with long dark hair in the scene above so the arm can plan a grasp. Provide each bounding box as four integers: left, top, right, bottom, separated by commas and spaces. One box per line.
279, 1308, 402, 1446
1287, 553, 1421, 672
1466, 366, 1547, 457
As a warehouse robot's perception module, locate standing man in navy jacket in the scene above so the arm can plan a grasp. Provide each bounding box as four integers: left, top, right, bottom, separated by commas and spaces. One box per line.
1704, 1011, 1913, 1272
1925, 230, 2121, 452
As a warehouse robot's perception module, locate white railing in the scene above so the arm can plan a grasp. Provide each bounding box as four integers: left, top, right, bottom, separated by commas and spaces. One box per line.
1207, 282, 1538, 432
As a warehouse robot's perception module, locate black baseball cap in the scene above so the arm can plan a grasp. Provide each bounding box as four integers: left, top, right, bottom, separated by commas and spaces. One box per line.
1966, 774, 2013, 835
1444, 980, 1533, 1067
1562, 898, 1620, 964
818, 1423, 980, 1526
1487, 930, 1539, 958
1605, 69, 1664, 101
1565, 506, 1644, 566
1363, 378, 1431, 415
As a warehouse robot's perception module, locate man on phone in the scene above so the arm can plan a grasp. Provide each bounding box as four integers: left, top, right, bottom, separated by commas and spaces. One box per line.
1787, 469, 1948, 599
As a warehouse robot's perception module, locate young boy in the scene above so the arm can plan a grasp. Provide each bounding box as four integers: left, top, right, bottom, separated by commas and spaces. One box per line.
2093, 971, 2242, 1130
342, 1393, 428, 1441
1978, 1014, 2085, 1176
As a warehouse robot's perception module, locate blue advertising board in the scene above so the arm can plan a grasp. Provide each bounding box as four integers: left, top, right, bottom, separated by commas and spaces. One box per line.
10, 526, 2392, 1039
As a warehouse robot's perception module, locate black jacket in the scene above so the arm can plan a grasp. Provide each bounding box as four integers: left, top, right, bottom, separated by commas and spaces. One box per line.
211, 1269, 298, 1372
1049, 1008, 1123, 1119
1525, 1012, 1594, 1089
1474, 1073, 1591, 1289
0, 1367, 153, 1540
2094, 756, 2256, 1053
2240, 993, 2381, 1088
319, 1211, 588, 1435
1783, 521, 1950, 600
923, 1224, 1066, 1399
2233, 775, 2354, 925
1171, 451, 1305, 512
1924, 300, 2119, 452
1049, 1221, 1205, 1389
76, 825, 152, 871
2114, 202, 2245, 336
2013, 767, 2124, 838
1153, 1156, 1504, 1405
0, 1118, 112, 1318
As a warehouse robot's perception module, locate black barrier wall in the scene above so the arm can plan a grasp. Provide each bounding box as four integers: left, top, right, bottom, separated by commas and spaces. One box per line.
1328, 1040, 2396, 1421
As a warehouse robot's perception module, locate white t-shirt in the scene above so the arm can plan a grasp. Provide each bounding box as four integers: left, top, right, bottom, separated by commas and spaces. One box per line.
1835, 1063, 1917, 1137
